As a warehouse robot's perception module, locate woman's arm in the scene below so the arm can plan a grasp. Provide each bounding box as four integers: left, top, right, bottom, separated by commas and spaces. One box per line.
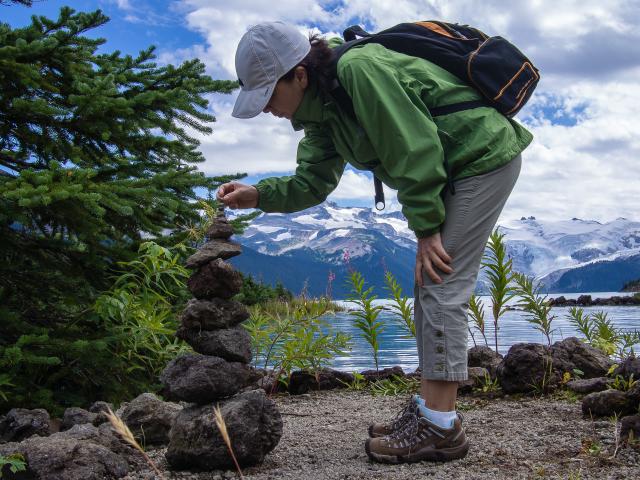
252, 124, 346, 212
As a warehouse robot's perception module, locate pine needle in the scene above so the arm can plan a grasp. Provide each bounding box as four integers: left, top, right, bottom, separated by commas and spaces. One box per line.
213, 404, 244, 479
105, 407, 165, 479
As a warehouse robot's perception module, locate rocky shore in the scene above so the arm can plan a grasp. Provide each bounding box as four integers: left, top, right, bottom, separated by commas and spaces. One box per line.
547, 294, 640, 307
122, 389, 640, 480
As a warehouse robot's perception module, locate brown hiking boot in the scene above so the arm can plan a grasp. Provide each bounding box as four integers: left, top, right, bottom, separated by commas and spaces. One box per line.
368, 395, 419, 438
365, 411, 469, 463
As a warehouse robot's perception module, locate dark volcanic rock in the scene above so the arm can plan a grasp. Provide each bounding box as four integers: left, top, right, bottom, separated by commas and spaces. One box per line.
497, 338, 613, 394
206, 215, 234, 240
288, 369, 355, 395
614, 355, 640, 381
120, 393, 182, 446
467, 346, 503, 378
582, 389, 634, 417
160, 354, 251, 403
361, 366, 405, 383
165, 389, 282, 470
566, 377, 612, 394
0, 408, 50, 442
181, 298, 249, 331
550, 337, 612, 379
458, 367, 489, 394
620, 414, 640, 443
61, 407, 98, 431
496, 343, 556, 394
185, 240, 242, 269
177, 324, 252, 363
187, 258, 243, 300
0, 423, 130, 480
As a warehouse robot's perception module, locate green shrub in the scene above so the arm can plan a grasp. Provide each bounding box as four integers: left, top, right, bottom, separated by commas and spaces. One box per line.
568, 307, 640, 359
243, 297, 351, 388
0, 453, 26, 478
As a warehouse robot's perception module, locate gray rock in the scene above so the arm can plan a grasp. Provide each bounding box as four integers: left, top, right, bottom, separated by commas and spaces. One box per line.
187, 258, 243, 300
160, 354, 251, 403
613, 355, 640, 381
458, 367, 490, 394
165, 389, 282, 470
497, 338, 613, 394
551, 337, 612, 379
61, 407, 98, 431
185, 240, 242, 269
361, 366, 405, 383
119, 393, 182, 446
625, 380, 640, 405
581, 389, 634, 417
566, 377, 612, 394
288, 368, 355, 395
496, 343, 556, 394
0, 408, 50, 442
620, 414, 640, 443
0, 423, 130, 479
180, 298, 249, 331
206, 220, 234, 240
89, 401, 114, 414
177, 324, 252, 363
467, 346, 503, 378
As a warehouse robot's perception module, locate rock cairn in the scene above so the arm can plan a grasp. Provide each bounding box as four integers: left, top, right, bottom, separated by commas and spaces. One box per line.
160, 206, 282, 471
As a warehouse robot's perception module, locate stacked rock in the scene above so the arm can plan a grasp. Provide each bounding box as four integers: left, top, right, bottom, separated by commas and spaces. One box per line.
160, 206, 282, 471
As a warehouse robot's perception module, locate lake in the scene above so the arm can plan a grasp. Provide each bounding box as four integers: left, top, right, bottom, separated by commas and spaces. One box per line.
324, 292, 640, 372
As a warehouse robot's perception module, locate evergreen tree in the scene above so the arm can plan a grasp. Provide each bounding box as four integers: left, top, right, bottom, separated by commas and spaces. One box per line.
0, 7, 249, 413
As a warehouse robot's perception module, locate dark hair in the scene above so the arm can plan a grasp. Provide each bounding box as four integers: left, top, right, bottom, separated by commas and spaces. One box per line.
280, 33, 334, 92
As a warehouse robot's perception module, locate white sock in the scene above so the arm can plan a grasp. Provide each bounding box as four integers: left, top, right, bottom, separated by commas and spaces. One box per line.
417, 402, 456, 429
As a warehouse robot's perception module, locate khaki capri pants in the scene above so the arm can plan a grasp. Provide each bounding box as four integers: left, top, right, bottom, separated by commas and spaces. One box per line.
414, 154, 522, 381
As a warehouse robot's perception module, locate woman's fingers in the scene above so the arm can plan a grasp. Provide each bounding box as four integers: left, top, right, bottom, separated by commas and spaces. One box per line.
434, 243, 453, 264
420, 253, 443, 284
430, 251, 454, 275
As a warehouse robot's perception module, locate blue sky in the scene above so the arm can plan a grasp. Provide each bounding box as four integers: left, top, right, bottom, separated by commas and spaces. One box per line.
4, 0, 640, 222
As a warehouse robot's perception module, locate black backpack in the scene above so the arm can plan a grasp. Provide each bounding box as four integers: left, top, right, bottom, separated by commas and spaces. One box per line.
326, 21, 540, 210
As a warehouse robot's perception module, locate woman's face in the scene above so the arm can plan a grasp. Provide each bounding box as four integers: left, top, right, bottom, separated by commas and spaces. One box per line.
263, 66, 308, 120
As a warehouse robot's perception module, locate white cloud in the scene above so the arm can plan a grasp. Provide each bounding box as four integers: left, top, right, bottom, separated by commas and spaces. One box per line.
168, 0, 640, 223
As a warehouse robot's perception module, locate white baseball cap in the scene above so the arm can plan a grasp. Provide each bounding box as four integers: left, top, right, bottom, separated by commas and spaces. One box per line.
232, 21, 311, 119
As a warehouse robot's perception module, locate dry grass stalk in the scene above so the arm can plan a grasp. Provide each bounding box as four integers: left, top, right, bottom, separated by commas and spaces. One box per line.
213, 404, 245, 479
105, 407, 165, 479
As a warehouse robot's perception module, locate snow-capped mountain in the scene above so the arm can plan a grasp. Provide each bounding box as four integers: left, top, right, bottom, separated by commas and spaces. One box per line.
227, 202, 640, 298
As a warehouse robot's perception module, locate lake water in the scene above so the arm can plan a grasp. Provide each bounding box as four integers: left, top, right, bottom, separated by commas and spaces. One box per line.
323, 292, 640, 372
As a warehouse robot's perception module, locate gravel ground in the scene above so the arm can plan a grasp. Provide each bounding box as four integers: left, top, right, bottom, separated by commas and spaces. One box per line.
130, 390, 639, 480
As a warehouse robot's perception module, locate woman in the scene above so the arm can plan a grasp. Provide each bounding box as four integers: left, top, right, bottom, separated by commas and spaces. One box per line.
217, 21, 532, 464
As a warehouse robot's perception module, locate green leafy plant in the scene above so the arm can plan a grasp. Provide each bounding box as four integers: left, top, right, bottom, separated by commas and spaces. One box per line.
608, 373, 637, 392
527, 353, 555, 396
468, 294, 488, 347
94, 242, 191, 378
513, 273, 556, 346
474, 371, 500, 394
243, 297, 351, 389
0, 453, 27, 478
481, 229, 516, 352
339, 372, 368, 391
346, 270, 385, 371
0, 374, 14, 403
369, 375, 420, 396
568, 307, 640, 359
383, 270, 415, 338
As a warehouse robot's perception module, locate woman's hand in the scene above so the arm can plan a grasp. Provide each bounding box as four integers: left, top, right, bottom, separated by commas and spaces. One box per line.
216, 182, 259, 209
415, 232, 453, 286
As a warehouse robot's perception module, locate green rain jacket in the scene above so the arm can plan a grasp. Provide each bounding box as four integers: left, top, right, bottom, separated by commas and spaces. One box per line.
252, 40, 533, 238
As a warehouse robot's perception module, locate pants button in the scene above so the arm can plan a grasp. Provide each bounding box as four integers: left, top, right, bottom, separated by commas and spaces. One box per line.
436, 345, 445, 354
